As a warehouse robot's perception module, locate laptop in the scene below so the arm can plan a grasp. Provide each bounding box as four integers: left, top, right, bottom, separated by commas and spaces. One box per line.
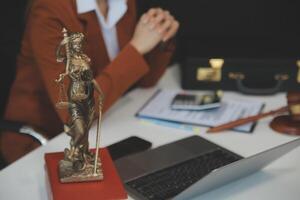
114, 136, 300, 200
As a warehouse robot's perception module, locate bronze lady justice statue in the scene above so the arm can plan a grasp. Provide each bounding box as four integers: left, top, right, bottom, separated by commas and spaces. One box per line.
55, 28, 104, 182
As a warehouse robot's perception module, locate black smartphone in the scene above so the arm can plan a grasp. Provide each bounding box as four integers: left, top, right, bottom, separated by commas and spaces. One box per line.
171, 91, 223, 111
107, 136, 152, 161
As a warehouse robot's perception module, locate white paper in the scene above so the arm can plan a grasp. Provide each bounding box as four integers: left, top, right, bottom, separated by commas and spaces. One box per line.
137, 90, 264, 132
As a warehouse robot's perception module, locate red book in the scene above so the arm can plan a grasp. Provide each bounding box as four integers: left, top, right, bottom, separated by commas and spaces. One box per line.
45, 148, 127, 200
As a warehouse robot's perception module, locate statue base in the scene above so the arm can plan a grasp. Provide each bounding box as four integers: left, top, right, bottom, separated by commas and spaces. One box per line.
59, 159, 103, 183
45, 148, 127, 200
270, 115, 300, 135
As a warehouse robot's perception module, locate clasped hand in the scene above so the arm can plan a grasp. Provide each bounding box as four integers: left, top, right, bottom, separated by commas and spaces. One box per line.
130, 8, 179, 55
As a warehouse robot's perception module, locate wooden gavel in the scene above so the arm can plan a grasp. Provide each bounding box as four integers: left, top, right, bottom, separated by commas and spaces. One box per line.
270, 91, 300, 135
286, 92, 300, 120
207, 91, 300, 135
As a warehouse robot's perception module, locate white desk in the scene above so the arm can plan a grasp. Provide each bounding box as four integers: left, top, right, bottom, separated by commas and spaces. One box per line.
0, 65, 299, 200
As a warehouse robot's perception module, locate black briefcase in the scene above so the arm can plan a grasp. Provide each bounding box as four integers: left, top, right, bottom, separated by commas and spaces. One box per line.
181, 58, 300, 95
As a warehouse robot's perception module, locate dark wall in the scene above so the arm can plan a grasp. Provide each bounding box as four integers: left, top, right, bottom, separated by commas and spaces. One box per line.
138, 0, 300, 59
0, 1, 28, 119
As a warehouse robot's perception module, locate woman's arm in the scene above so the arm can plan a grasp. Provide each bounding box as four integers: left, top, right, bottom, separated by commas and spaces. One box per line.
28, 1, 148, 121
28, 0, 166, 122
92, 4, 179, 111
132, 6, 179, 87
29, 0, 179, 123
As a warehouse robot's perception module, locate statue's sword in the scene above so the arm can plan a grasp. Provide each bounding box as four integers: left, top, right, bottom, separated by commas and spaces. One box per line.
94, 100, 103, 176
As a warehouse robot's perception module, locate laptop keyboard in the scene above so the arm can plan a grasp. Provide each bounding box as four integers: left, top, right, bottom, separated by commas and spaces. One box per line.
126, 149, 240, 200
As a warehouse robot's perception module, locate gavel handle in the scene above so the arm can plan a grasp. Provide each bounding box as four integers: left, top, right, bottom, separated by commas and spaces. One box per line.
207, 106, 289, 133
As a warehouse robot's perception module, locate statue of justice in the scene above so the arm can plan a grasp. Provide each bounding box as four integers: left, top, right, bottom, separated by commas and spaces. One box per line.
55, 28, 104, 183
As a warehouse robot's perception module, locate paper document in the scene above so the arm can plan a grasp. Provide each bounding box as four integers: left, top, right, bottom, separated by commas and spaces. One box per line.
136, 90, 264, 133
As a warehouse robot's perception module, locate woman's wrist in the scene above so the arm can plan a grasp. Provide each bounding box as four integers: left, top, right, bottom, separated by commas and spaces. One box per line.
130, 39, 147, 55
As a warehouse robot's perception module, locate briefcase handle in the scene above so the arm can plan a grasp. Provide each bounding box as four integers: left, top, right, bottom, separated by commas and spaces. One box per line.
229, 73, 289, 95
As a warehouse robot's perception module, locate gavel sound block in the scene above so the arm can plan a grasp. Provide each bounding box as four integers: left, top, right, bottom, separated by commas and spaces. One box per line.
270, 92, 300, 135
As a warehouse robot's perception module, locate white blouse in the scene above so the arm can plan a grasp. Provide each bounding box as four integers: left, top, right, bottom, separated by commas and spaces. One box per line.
76, 0, 128, 61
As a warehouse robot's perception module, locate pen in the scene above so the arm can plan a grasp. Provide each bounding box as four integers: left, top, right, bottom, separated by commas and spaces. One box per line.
207, 106, 288, 133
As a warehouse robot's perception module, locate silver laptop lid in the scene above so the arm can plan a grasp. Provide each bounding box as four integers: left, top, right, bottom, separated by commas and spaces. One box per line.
115, 136, 225, 182
174, 137, 300, 200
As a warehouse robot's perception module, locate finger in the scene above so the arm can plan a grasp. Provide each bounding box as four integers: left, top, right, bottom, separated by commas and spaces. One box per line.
141, 13, 150, 24
154, 9, 169, 21
152, 11, 166, 25
164, 10, 170, 17
155, 11, 175, 34
146, 8, 163, 18
156, 18, 173, 35
165, 12, 174, 22
142, 8, 162, 27
148, 10, 171, 30
141, 8, 158, 24
147, 12, 165, 30
162, 21, 180, 42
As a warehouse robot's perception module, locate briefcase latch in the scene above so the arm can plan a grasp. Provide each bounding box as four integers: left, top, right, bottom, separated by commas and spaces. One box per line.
197, 58, 224, 82
296, 60, 300, 83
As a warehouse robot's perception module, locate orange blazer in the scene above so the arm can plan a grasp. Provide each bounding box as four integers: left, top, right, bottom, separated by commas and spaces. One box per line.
2, 0, 174, 163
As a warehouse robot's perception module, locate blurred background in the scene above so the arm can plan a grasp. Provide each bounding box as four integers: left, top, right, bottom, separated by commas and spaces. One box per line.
138, 0, 300, 59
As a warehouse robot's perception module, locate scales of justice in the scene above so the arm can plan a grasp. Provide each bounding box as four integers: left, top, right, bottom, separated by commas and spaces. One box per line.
54, 28, 105, 183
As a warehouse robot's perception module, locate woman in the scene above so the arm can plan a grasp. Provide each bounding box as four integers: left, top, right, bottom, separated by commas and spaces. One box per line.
1, 0, 179, 163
